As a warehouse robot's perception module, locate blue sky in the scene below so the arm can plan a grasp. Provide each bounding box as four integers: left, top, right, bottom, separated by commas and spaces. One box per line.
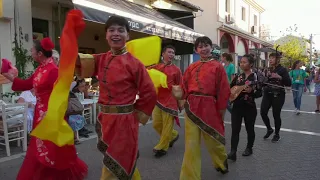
256, 0, 320, 50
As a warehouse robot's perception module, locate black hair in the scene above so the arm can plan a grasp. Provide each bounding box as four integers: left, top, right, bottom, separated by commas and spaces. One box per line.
292, 60, 302, 70
91, 76, 99, 85
242, 54, 255, 66
269, 52, 282, 59
72, 79, 85, 93
105, 16, 130, 32
33, 40, 53, 58
162, 45, 176, 53
222, 53, 233, 62
194, 36, 213, 49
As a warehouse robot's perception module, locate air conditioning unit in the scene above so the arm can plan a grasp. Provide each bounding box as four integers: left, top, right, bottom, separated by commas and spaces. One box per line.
251, 26, 258, 34
225, 14, 235, 24
0, 0, 14, 20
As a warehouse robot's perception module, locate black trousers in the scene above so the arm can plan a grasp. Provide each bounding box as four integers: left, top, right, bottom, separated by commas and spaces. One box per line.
231, 101, 257, 151
260, 91, 285, 135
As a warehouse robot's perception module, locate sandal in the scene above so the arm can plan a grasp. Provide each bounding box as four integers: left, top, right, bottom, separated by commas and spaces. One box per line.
75, 139, 81, 145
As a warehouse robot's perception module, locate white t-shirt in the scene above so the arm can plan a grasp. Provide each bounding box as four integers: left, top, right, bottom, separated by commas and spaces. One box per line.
19, 91, 36, 105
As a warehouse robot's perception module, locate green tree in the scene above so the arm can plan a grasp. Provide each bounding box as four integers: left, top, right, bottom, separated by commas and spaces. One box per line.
274, 36, 308, 67
275, 24, 309, 68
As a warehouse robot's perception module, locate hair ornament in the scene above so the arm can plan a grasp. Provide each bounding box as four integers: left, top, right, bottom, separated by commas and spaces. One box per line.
40, 37, 55, 51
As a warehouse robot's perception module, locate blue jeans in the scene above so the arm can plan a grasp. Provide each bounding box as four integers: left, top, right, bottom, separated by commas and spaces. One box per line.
227, 101, 233, 113
292, 83, 304, 110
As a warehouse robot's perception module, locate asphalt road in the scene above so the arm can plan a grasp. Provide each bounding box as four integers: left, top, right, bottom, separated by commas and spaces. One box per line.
1, 93, 320, 180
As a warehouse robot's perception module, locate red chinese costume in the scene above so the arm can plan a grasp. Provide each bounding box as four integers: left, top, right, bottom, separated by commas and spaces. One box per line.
14, 38, 87, 180
148, 62, 182, 155
176, 57, 230, 180
76, 48, 157, 179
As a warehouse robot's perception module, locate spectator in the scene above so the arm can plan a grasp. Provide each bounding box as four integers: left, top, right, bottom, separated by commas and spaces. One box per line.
17, 89, 36, 133
71, 79, 93, 138
67, 82, 86, 145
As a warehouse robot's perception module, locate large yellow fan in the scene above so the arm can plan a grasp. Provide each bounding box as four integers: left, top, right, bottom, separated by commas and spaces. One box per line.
126, 36, 168, 91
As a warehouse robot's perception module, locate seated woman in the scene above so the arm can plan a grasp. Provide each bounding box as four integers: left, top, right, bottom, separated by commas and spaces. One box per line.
67, 82, 86, 145
72, 79, 93, 137
17, 89, 36, 133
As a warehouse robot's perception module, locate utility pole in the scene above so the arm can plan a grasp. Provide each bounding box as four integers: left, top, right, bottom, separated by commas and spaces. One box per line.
310, 34, 313, 67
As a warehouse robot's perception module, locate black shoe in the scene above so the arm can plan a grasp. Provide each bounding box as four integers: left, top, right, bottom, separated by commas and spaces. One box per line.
79, 133, 89, 138
227, 150, 237, 161
80, 128, 93, 134
263, 129, 274, 139
169, 134, 179, 148
271, 134, 281, 143
154, 150, 167, 158
242, 148, 253, 156
215, 160, 229, 174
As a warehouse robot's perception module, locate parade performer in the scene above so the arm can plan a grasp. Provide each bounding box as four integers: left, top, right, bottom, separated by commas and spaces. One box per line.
148, 45, 182, 158
2, 35, 87, 180
227, 54, 262, 161
75, 15, 157, 180
173, 37, 230, 180
260, 49, 291, 142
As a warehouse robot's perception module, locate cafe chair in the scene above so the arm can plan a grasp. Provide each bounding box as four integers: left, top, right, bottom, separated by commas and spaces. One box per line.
0, 103, 28, 156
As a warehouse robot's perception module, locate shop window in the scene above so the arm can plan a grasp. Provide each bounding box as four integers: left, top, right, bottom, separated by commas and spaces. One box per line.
225, 0, 230, 13
32, 18, 49, 40
254, 15, 257, 26
241, 7, 246, 21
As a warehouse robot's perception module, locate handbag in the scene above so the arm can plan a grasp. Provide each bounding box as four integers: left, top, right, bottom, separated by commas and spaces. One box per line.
66, 97, 84, 116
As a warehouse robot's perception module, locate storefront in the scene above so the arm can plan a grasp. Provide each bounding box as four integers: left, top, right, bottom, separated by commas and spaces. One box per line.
31, 0, 203, 73
217, 24, 272, 72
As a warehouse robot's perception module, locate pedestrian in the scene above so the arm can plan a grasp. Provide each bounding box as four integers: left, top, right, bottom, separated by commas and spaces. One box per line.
305, 69, 312, 93
75, 15, 157, 180
172, 37, 230, 180
2, 37, 88, 179
221, 52, 235, 113
313, 67, 320, 112
227, 54, 262, 161
260, 52, 291, 142
289, 60, 307, 115
148, 45, 181, 158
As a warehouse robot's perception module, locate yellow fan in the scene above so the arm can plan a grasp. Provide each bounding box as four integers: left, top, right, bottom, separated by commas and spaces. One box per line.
147, 69, 168, 93
126, 36, 161, 66
126, 36, 168, 91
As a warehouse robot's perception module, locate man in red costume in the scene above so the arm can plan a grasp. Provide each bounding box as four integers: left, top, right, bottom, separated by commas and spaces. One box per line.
148, 45, 182, 158
75, 16, 157, 180
172, 36, 230, 180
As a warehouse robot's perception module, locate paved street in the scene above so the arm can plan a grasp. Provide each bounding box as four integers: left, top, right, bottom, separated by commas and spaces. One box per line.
1, 93, 320, 180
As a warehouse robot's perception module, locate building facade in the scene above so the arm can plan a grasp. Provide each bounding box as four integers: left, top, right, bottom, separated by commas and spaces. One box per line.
188, 0, 273, 71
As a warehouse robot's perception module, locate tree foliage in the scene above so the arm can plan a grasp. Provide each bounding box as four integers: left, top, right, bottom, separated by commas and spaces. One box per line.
274, 25, 309, 67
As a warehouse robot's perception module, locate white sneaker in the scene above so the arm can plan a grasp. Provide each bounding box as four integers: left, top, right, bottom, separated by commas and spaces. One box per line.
296, 109, 300, 115
294, 108, 297, 113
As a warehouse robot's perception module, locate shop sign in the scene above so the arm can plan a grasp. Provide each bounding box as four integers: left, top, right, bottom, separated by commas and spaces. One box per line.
75, 0, 201, 44
175, 55, 182, 61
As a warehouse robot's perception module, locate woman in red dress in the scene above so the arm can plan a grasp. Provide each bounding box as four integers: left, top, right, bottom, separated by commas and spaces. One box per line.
2, 38, 88, 180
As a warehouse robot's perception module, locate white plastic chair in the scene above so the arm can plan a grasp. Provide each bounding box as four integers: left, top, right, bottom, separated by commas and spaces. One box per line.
0, 103, 28, 156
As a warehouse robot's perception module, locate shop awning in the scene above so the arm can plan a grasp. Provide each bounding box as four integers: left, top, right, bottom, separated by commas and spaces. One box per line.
72, 0, 204, 44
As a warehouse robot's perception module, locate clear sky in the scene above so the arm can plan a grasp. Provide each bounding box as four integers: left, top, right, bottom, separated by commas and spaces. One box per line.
256, 0, 320, 50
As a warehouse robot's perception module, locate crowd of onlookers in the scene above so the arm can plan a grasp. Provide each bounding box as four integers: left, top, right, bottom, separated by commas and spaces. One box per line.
220, 52, 320, 114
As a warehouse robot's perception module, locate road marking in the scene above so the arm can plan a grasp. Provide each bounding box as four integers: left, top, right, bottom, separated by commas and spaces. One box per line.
223, 121, 320, 137
256, 108, 319, 115
1, 115, 318, 163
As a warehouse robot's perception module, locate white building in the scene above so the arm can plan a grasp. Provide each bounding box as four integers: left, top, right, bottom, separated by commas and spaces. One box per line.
0, 0, 205, 93
188, 0, 273, 70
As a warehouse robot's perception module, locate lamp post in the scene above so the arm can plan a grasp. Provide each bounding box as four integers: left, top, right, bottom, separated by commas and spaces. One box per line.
309, 34, 320, 67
